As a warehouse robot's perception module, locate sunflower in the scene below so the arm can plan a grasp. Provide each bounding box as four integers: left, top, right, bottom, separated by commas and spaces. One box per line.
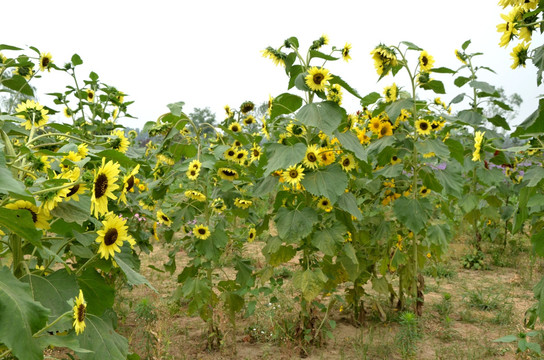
229, 122, 242, 133
454, 49, 467, 64
14, 66, 34, 80
356, 128, 371, 145
248, 227, 256, 243
63, 107, 73, 118
378, 121, 393, 138
243, 115, 256, 126
472, 131, 485, 162
418, 51, 435, 72
415, 119, 431, 136
35, 155, 52, 173
63, 168, 87, 202
224, 147, 238, 162
15, 100, 49, 130
303, 144, 320, 169
186, 167, 200, 180
261, 117, 270, 139
342, 43, 352, 62
318, 148, 336, 166
340, 154, 356, 172
326, 84, 343, 105
5, 200, 50, 230
218, 167, 238, 181
185, 190, 206, 202
368, 117, 382, 135
39, 52, 53, 72
40, 174, 71, 216
211, 198, 227, 213
234, 198, 252, 209
86, 89, 95, 102
283, 164, 305, 186
118, 164, 140, 204
232, 140, 243, 148
370, 44, 398, 76
95, 212, 134, 260
261, 47, 287, 67
497, 9, 519, 47
139, 198, 156, 211
250, 144, 263, 162
0, 52, 7, 66
235, 149, 248, 164
267, 94, 273, 115
157, 153, 175, 166
73, 290, 86, 335
90, 158, 121, 218
510, 42, 530, 69
317, 197, 333, 212
240, 101, 255, 114
193, 224, 211, 240
391, 155, 402, 165
419, 186, 430, 197
383, 83, 398, 103
157, 209, 172, 226
305, 67, 333, 92
60, 151, 82, 171
109, 130, 130, 154
224, 105, 234, 118
286, 122, 307, 137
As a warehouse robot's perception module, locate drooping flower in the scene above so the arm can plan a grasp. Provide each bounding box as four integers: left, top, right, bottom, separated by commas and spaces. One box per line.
383, 83, 398, 103
95, 212, 134, 260
418, 50, 435, 72
156, 209, 172, 227
283, 164, 305, 186
261, 47, 287, 67
39, 52, 53, 72
109, 130, 130, 154
73, 290, 86, 335
370, 44, 398, 76
193, 224, 211, 240
342, 43, 352, 62
77, 143, 89, 158
211, 198, 227, 213
455, 49, 467, 64
15, 100, 49, 130
305, 67, 333, 92
472, 131, 485, 162
326, 84, 343, 104
234, 198, 252, 209
118, 164, 140, 204
218, 167, 238, 181
356, 128, 370, 145
90, 158, 120, 218
185, 190, 206, 202
497, 10, 519, 47
510, 42, 530, 69
240, 101, 255, 114
14, 66, 34, 80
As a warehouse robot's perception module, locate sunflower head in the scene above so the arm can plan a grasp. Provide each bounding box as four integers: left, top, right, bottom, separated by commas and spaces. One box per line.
415, 119, 431, 136
317, 197, 333, 212
15, 99, 49, 130
193, 224, 211, 240
248, 228, 257, 243
342, 43, 352, 62
282, 164, 305, 186
305, 67, 333, 92
229, 122, 242, 133
73, 290, 87, 335
86, 89, 95, 102
370, 44, 398, 77
39, 52, 53, 72
240, 101, 255, 114
419, 50, 435, 72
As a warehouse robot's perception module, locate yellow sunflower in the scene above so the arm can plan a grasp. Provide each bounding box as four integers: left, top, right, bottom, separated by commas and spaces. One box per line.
370, 44, 398, 76
497, 9, 519, 47
14, 66, 34, 80
317, 197, 333, 212
340, 154, 356, 172
5, 200, 50, 230
391, 155, 402, 165
109, 130, 130, 154
378, 122, 393, 138
193, 224, 211, 240
368, 117, 382, 135
419, 50, 435, 72
326, 84, 343, 105
224, 147, 238, 162
303, 144, 320, 169
248, 227, 257, 243
77, 143, 89, 158
63, 168, 87, 202
229, 122, 242, 133
218, 167, 238, 181
305, 67, 333, 92
15, 100, 49, 130
243, 115, 256, 126
186, 167, 200, 180
250, 144, 263, 162
283, 164, 305, 186
157, 209, 172, 227
342, 43, 352, 62
419, 186, 430, 197
90, 158, 121, 218
86, 89, 95, 102
118, 164, 140, 204
356, 128, 370, 145
318, 148, 336, 166
235, 149, 248, 164
510, 42, 530, 69
95, 212, 134, 260
39, 52, 53, 72
234, 198, 252, 209
383, 83, 398, 103
60, 151, 82, 172
211, 198, 227, 213
415, 119, 432, 136
40, 173, 72, 216
73, 290, 86, 335
185, 190, 206, 202
35, 155, 52, 173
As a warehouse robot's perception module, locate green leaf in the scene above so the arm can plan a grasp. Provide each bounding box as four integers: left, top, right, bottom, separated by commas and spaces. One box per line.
297, 101, 344, 137
309, 50, 339, 61
457, 109, 484, 126
385, 99, 413, 121
167, 101, 185, 117
420, 80, 446, 94
512, 98, 544, 137
487, 114, 510, 130
264, 143, 306, 176
0, 267, 50, 360
431, 67, 456, 74
77, 268, 115, 316
329, 75, 363, 100
37, 332, 92, 354
50, 196, 92, 225
469, 80, 496, 94
444, 139, 465, 164
20, 270, 78, 332
77, 313, 129, 360
292, 269, 326, 302
360, 92, 381, 106
71, 54, 83, 66
417, 138, 450, 159
343, 243, 359, 265
253, 176, 279, 197
524, 166, 544, 187
492, 100, 513, 111
532, 229, 544, 257
374, 163, 404, 178
115, 255, 156, 291
275, 207, 318, 243
336, 192, 362, 220
311, 222, 346, 256
461, 40, 471, 50
450, 93, 466, 104
0, 207, 42, 246
454, 76, 471, 87
334, 130, 367, 161
95, 150, 137, 168
270, 93, 303, 119
268, 245, 297, 266
0, 44, 22, 51
435, 161, 463, 197
393, 197, 433, 234
301, 164, 348, 203
493, 334, 518, 343
2, 75, 34, 96
400, 41, 423, 51
0, 164, 28, 196
532, 44, 544, 86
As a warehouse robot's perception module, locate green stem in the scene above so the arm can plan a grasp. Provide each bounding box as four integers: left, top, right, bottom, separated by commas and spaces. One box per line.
33, 311, 72, 338
27, 132, 93, 146
75, 253, 99, 276
31, 181, 80, 196
9, 234, 23, 277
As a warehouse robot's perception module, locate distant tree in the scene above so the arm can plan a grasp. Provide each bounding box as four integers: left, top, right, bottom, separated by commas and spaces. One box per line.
189, 107, 216, 136
483, 87, 523, 123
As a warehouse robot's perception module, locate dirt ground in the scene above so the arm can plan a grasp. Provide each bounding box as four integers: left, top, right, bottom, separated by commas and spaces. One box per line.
108, 235, 544, 360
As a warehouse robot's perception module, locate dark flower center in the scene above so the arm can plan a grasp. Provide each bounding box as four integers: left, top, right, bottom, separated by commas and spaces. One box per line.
104, 228, 118, 246
77, 304, 86, 322
66, 184, 80, 197
343, 159, 351, 167
380, 127, 388, 136
198, 228, 206, 235
41, 57, 50, 68
422, 56, 428, 66
161, 215, 169, 222
88, 92, 94, 100
253, 149, 260, 157
313, 73, 324, 85
419, 122, 429, 131
289, 170, 299, 179
222, 169, 236, 176
25, 208, 38, 223
322, 200, 329, 206
94, 173, 108, 198
236, 153, 244, 159
392, 156, 398, 162
126, 175, 135, 192
232, 125, 239, 132
307, 153, 317, 162
227, 150, 235, 157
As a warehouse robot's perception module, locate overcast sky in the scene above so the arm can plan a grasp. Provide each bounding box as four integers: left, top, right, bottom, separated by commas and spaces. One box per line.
2, 0, 541, 130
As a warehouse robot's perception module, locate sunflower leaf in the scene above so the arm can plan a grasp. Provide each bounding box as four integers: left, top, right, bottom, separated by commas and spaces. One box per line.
77, 268, 115, 316
0, 208, 42, 246
311, 222, 346, 256
334, 130, 367, 161
292, 269, 326, 302
301, 164, 348, 203
360, 92, 381, 106
0, 267, 50, 360
275, 207, 318, 243
400, 41, 423, 51
420, 80, 446, 94
76, 313, 129, 360
297, 101, 345, 137
309, 50, 339, 61
263, 143, 306, 176
329, 75, 363, 99
115, 255, 156, 292
2, 75, 34, 96
393, 197, 433, 234
270, 93, 303, 119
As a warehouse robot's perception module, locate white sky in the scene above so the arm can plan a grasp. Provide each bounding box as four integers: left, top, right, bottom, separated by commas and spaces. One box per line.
2, 0, 541, 130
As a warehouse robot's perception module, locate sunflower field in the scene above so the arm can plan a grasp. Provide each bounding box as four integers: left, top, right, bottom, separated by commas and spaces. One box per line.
1, 1, 544, 359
